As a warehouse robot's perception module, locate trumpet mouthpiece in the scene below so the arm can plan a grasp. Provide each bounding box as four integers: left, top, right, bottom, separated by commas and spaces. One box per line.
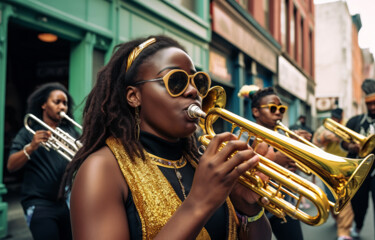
187, 105, 206, 119
59, 111, 66, 118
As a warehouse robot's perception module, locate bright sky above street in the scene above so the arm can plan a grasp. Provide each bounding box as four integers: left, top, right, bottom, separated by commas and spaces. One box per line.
314, 0, 375, 54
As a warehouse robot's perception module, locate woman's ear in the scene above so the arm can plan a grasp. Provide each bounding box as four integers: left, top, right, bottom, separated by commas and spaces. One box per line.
126, 86, 141, 108
252, 107, 260, 118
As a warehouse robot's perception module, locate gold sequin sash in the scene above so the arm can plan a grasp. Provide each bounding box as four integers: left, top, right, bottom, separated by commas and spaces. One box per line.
106, 137, 237, 240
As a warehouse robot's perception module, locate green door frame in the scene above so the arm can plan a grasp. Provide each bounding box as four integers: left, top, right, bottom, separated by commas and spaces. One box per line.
0, 3, 100, 237
0, 4, 14, 237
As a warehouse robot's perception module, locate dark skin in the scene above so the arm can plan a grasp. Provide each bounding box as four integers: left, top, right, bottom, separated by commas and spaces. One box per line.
344, 99, 375, 154
252, 94, 298, 171
70, 47, 272, 240
7, 90, 68, 172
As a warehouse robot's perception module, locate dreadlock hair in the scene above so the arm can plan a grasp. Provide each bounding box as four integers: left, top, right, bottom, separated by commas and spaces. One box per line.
249, 87, 277, 118
27, 82, 75, 126
60, 35, 201, 198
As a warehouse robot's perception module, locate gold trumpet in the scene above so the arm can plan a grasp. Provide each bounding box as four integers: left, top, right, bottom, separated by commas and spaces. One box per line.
274, 121, 314, 175
24, 113, 82, 161
324, 118, 375, 157
188, 86, 374, 226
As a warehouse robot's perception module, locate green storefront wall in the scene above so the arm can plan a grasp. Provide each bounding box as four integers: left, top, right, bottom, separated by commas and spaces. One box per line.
0, 0, 211, 237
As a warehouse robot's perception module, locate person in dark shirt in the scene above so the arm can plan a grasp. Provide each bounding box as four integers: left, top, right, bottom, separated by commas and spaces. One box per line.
342, 79, 375, 239
289, 115, 314, 136
7, 82, 79, 240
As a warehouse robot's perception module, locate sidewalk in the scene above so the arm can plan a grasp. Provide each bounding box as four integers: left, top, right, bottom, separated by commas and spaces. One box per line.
1, 183, 32, 240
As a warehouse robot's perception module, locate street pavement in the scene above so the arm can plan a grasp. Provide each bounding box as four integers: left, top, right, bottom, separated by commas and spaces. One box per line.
1, 178, 374, 240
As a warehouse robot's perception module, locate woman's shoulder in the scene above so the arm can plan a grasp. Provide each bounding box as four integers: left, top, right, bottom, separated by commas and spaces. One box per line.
72, 146, 128, 201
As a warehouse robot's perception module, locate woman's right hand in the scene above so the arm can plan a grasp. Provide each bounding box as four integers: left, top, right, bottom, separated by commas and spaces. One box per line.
347, 142, 360, 154
30, 130, 52, 151
188, 132, 260, 214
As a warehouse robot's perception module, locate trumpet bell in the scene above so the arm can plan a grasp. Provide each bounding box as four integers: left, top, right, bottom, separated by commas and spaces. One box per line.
360, 135, 375, 157
191, 86, 375, 225
328, 154, 374, 213
323, 118, 375, 157
199, 86, 226, 132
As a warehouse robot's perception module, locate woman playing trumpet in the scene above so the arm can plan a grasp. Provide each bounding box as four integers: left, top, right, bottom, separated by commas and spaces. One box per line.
238, 86, 308, 240
61, 35, 273, 239
7, 82, 79, 240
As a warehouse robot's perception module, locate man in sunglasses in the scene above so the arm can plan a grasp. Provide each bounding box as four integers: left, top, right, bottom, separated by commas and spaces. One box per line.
238, 85, 305, 240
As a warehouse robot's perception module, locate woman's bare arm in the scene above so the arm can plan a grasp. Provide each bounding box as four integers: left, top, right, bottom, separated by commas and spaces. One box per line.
70, 147, 130, 240
71, 133, 264, 240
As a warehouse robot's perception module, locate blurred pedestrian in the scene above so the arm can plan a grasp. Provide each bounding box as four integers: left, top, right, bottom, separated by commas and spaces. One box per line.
290, 115, 314, 136
313, 108, 353, 240
342, 79, 375, 239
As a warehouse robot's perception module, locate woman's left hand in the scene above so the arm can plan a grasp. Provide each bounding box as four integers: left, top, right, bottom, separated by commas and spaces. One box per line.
229, 142, 274, 216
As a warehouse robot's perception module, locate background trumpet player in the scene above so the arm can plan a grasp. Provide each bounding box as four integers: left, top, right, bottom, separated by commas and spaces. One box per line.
312, 108, 353, 240
7, 82, 79, 240
238, 85, 307, 240
343, 79, 375, 239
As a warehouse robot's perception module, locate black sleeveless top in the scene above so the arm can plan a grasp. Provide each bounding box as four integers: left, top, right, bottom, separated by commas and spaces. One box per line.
124, 131, 229, 239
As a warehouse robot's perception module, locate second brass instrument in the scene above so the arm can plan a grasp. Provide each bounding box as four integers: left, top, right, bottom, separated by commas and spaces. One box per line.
188, 86, 374, 226
324, 118, 375, 157
24, 113, 82, 161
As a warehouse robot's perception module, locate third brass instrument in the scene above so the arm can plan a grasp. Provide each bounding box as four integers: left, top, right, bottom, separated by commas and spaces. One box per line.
24, 113, 82, 161
324, 118, 375, 157
188, 86, 374, 226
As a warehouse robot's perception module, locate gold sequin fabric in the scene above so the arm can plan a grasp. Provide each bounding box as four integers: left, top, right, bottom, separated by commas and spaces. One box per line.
106, 137, 215, 239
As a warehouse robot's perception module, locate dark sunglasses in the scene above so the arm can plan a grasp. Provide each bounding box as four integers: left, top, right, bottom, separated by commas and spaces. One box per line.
133, 69, 211, 98
260, 104, 288, 114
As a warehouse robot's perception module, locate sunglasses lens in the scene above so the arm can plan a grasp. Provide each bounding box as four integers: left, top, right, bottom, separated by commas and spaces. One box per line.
168, 71, 189, 96
279, 107, 286, 114
193, 73, 210, 97
269, 106, 277, 113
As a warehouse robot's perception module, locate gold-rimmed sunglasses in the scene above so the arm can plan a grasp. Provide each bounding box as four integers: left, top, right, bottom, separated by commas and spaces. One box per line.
260, 104, 288, 114
133, 69, 211, 98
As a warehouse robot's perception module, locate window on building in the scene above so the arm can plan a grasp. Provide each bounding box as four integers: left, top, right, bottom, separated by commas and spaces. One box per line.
264, 0, 270, 30
299, 17, 304, 66
290, 6, 295, 57
280, 0, 288, 49
309, 30, 313, 76
237, 0, 248, 10
171, 0, 197, 14
294, 7, 298, 60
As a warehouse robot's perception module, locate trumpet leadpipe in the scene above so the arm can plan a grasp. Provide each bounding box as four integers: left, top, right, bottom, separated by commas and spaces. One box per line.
60, 111, 82, 130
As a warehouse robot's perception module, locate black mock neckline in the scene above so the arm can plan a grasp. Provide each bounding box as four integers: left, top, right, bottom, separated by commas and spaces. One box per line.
140, 131, 183, 160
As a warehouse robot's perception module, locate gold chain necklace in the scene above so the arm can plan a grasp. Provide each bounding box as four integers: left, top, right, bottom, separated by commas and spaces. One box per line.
148, 153, 187, 199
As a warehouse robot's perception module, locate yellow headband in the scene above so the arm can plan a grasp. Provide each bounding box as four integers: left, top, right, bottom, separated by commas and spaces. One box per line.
365, 93, 375, 103
126, 38, 157, 72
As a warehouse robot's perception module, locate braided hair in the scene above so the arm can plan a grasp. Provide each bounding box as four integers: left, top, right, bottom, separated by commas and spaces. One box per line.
61, 35, 201, 197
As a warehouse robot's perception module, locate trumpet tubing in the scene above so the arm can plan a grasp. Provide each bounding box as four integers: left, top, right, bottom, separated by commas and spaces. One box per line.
24, 113, 82, 161
323, 118, 375, 157
274, 121, 313, 175
60, 111, 82, 130
189, 86, 375, 226
199, 133, 330, 226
